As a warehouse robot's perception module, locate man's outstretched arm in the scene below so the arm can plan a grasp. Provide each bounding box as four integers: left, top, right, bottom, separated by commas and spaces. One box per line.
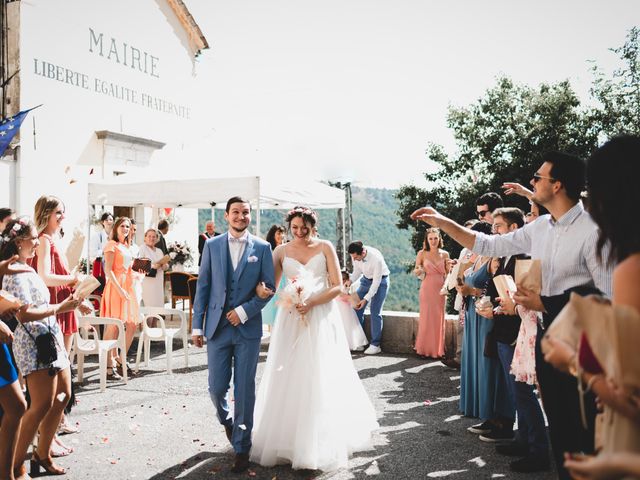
410, 207, 476, 250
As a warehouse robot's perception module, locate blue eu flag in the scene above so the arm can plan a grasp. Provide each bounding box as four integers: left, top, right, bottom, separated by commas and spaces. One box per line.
0, 106, 40, 157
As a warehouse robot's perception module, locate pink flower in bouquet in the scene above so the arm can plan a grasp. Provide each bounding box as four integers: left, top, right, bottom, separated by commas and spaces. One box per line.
276, 271, 322, 326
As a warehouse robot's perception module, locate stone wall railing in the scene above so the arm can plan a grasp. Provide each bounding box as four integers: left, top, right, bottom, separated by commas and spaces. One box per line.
363, 311, 459, 356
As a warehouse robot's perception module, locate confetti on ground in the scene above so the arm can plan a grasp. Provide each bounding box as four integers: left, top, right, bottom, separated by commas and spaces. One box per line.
423, 400, 432, 406
491, 475, 506, 478
427, 470, 468, 477
449, 375, 461, 380
469, 456, 486, 467
444, 415, 463, 422
248, 470, 257, 477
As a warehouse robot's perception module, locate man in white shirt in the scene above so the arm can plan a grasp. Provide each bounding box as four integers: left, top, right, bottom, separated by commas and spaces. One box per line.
347, 241, 390, 355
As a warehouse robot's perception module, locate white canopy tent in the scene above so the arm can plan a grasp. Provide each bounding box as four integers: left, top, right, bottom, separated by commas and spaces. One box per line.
87, 175, 345, 240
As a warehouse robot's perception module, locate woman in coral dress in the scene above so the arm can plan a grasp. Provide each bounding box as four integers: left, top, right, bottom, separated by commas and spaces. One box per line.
100, 217, 138, 378
414, 228, 449, 358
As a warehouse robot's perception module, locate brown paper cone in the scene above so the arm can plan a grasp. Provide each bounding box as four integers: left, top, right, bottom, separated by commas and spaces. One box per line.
573, 294, 640, 389
515, 259, 542, 294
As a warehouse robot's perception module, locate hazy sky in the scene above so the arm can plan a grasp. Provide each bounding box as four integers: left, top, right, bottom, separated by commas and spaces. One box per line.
186, 0, 640, 188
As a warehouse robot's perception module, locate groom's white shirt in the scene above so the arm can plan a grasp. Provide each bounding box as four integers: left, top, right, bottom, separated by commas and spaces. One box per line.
192, 230, 250, 336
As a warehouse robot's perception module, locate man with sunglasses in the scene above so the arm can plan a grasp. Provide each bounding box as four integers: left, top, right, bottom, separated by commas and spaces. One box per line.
411, 152, 613, 480
475, 192, 503, 224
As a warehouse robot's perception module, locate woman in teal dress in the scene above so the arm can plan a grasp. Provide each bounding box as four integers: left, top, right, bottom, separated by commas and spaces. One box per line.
459, 223, 514, 425
262, 225, 286, 326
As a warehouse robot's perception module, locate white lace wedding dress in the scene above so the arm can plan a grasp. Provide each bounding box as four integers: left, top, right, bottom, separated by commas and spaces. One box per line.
250, 252, 379, 471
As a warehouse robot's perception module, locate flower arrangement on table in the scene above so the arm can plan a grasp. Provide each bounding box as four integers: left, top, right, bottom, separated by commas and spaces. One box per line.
276, 270, 322, 326
167, 241, 194, 268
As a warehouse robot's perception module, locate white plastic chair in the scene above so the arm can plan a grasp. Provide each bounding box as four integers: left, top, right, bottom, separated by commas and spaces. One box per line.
71, 316, 128, 392
135, 307, 189, 374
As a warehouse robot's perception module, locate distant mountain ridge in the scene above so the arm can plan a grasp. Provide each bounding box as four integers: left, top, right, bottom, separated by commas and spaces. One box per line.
199, 186, 419, 312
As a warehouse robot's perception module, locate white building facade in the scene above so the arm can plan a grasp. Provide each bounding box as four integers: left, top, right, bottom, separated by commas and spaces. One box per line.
1, 0, 209, 256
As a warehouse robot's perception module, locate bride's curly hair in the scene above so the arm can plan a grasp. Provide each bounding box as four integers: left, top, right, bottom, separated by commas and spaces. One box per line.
285, 206, 318, 229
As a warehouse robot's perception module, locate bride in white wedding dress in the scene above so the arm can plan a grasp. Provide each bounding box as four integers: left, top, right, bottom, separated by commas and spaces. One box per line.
250, 207, 379, 471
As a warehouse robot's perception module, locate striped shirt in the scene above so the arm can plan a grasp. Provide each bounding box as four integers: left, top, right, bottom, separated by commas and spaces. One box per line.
472, 202, 613, 298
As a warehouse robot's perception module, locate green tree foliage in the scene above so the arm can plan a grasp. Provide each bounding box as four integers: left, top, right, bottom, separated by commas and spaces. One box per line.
396, 77, 598, 259
590, 27, 640, 137
397, 28, 640, 259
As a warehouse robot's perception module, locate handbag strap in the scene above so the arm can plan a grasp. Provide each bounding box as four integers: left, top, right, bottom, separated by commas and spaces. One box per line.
20, 313, 54, 342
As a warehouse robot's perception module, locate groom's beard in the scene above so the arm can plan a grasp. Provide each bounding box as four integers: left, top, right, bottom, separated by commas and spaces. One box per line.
230, 224, 248, 233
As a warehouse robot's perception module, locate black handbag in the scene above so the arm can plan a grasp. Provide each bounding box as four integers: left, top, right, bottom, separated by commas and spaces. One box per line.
146, 268, 158, 278
22, 321, 58, 366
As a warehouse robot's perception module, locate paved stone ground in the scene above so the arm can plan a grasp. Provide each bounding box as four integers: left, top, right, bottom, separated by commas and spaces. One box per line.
53, 340, 557, 480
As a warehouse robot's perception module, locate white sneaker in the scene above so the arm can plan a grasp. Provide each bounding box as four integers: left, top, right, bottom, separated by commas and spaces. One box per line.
364, 345, 381, 355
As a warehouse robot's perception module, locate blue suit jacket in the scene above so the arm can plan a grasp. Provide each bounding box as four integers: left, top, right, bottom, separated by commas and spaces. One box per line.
192, 232, 275, 340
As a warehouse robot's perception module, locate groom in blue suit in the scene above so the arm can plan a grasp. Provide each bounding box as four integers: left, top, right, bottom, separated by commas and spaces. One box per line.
192, 196, 275, 473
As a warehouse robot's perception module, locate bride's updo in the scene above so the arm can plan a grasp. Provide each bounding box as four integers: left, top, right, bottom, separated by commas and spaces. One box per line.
285, 206, 318, 231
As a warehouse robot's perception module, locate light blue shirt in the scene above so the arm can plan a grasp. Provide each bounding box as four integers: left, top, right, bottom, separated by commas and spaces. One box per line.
472, 202, 613, 298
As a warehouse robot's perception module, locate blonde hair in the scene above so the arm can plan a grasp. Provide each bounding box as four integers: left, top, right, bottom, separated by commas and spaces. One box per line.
33, 195, 63, 233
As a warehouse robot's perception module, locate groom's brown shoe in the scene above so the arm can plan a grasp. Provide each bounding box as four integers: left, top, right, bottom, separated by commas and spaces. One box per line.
224, 425, 233, 445
231, 453, 250, 473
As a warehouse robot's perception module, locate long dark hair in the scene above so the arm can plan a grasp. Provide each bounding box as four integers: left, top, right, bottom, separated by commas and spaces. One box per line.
266, 224, 285, 250
587, 135, 640, 264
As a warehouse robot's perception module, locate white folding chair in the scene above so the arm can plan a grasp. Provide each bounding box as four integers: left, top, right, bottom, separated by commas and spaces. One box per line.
135, 307, 189, 374
71, 316, 128, 392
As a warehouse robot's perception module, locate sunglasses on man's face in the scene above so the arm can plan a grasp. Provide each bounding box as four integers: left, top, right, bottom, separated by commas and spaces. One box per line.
532, 173, 556, 183
476, 209, 490, 218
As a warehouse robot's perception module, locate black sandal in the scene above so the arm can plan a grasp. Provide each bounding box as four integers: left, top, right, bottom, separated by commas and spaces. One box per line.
116, 360, 136, 377
106, 367, 121, 380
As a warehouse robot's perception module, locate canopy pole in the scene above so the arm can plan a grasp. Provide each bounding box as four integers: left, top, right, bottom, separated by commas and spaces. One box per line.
87, 204, 92, 274
255, 177, 261, 237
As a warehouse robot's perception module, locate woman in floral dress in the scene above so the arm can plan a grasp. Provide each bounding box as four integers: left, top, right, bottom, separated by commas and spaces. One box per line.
1, 217, 81, 476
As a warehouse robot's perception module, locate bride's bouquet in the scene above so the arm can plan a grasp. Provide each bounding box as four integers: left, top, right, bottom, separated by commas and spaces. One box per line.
276, 270, 323, 326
